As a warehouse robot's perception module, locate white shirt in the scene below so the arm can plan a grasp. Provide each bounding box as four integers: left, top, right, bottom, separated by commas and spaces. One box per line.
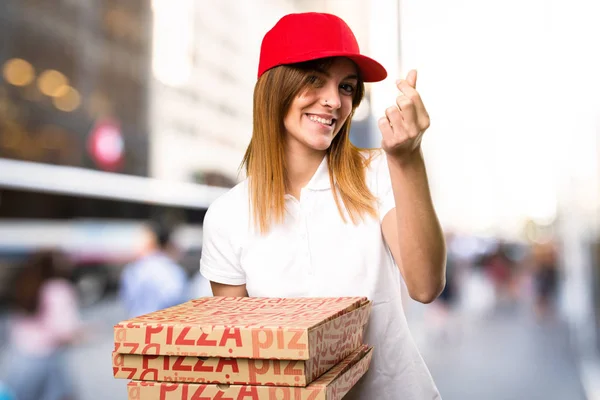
200, 150, 441, 400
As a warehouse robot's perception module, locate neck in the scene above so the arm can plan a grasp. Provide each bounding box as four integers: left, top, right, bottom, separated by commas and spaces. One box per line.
285, 142, 326, 199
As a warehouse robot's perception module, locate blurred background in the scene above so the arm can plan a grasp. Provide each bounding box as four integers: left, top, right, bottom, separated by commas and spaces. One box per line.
0, 0, 599, 399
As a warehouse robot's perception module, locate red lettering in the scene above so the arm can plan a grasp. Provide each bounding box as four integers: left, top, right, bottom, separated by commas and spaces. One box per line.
288, 329, 306, 350
113, 353, 124, 367
193, 358, 213, 373
145, 325, 164, 344
160, 383, 179, 400
197, 332, 218, 346
214, 391, 234, 400
329, 385, 337, 399
305, 387, 321, 400
141, 354, 160, 369
248, 359, 270, 383
167, 326, 174, 344
333, 316, 344, 329
268, 387, 291, 400
329, 340, 340, 355
142, 343, 160, 354
189, 385, 210, 400
139, 369, 158, 381
276, 329, 285, 350
315, 329, 324, 346
176, 327, 195, 346
236, 386, 259, 400
283, 360, 302, 376
219, 328, 242, 347
123, 367, 138, 379
251, 329, 273, 358
173, 357, 193, 371
216, 358, 239, 373
310, 354, 321, 377
123, 342, 140, 353
128, 385, 141, 400
115, 328, 127, 342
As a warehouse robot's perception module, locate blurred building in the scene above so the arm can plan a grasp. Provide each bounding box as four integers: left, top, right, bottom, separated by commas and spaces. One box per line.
0, 0, 152, 177
149, 0, 295, 184
395, 0, 600, 372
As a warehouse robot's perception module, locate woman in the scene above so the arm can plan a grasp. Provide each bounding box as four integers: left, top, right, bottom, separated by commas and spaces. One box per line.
2, 250, 82, 400
200, 12, 446, 399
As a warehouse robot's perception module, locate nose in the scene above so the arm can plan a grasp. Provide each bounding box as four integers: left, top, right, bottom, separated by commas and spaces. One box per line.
319, 84, 341, 109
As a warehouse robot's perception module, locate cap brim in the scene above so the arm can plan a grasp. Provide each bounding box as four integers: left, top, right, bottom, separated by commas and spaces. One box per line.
281, 51, 388, 83
343, 54, 388, 83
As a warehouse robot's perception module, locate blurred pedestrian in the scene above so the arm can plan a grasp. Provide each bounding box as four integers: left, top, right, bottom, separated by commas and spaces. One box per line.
426, 232, 464, 342
482, 242, 516, 308
532, 240, 559, 319
200, 12, 445, 400
2, 249, 82, 400
119, 222, 188, 318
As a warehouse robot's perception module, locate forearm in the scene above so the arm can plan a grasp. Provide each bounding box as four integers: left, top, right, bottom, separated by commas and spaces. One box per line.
388, 148, 446, 302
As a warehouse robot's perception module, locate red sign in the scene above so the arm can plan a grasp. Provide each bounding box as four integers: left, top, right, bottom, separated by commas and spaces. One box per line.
88, 119, 124, 171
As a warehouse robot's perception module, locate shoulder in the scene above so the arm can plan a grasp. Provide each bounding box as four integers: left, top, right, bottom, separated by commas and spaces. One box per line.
203, 179, 250, 233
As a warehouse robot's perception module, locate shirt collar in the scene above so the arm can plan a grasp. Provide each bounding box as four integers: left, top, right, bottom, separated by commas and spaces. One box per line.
304, 155, 332, 191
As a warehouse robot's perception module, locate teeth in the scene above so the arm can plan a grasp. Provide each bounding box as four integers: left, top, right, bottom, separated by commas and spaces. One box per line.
308, 115, 333, 126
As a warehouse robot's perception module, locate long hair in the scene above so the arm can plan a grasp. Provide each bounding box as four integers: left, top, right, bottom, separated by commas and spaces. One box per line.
241, 58, 378, 234
12, 249, 68, 314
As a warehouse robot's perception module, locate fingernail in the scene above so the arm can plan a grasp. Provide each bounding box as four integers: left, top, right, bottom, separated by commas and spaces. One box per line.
396, 79, 401, 85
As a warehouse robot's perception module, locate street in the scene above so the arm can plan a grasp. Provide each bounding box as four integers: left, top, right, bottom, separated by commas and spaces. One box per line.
417, 307, 587, 400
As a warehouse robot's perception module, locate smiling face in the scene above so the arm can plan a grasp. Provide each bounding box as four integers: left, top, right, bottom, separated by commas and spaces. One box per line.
283, 57, 359, 154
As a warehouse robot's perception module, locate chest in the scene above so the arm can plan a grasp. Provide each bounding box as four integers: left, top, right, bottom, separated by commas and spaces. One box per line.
239, 195, 392, 298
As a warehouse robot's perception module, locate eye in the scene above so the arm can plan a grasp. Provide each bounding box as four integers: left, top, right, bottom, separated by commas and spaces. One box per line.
340, 83, 356, 95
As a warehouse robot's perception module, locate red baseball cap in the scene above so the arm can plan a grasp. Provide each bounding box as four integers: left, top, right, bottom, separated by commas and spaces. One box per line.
258, 12, 387, 82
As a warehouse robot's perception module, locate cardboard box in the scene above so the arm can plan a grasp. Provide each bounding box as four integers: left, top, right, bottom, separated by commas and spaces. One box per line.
114, 297, 371, 362
126, 345, 373, 400
112, 315, 364, 387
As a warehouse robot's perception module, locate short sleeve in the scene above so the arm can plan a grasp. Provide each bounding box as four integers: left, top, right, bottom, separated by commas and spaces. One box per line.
200, 198, 246, 285
366, 150, 396, 222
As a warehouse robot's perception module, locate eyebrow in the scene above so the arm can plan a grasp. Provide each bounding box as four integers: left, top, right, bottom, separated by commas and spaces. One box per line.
314, 67, 358, 81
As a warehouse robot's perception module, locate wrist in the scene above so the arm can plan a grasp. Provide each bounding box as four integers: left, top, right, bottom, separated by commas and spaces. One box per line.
386, 146, 424, 170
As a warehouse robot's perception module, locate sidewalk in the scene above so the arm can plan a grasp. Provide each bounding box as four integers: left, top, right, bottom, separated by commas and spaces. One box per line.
580, 357, 600, 400
407, 299, 588, 400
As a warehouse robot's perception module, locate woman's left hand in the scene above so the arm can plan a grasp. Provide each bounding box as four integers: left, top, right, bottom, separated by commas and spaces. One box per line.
378, 69, 431, 162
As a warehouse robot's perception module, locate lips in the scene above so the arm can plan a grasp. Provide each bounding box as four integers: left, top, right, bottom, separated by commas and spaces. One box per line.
306, 113, 336, 126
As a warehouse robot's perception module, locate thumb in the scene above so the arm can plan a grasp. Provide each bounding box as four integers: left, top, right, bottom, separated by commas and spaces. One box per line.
406, 69, 418, 88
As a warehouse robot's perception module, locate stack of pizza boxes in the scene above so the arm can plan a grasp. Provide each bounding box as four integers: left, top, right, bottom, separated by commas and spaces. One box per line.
112, 296, 373, 399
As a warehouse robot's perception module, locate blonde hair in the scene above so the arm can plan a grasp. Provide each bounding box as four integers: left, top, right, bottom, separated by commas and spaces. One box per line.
241, 58, 378, 233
